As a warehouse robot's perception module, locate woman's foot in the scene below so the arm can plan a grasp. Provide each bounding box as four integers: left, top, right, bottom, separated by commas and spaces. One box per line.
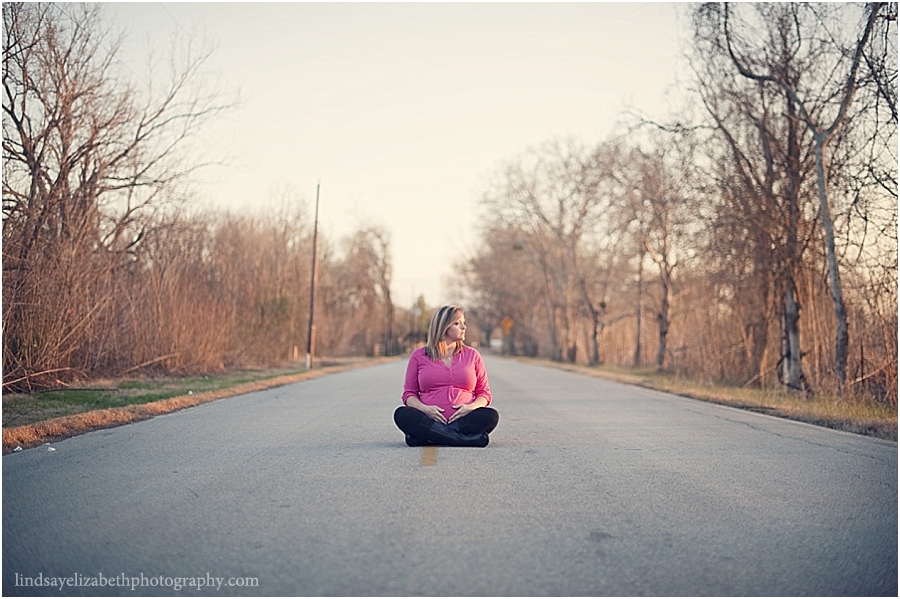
405, 434, 433, 447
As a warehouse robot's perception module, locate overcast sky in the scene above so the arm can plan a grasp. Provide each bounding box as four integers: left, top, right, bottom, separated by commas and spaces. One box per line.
105, 2, 689, 307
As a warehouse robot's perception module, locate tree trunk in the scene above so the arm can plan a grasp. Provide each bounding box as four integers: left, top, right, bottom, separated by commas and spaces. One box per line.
744, 269, 772, 386
814, 137, 850, 387
564, 300, 577, 363
634, 251, 644, 368
655, 268, 670, 371
782, 91, 806, 391
590, 310, 600, 366
781, 277, 804, 391
548, 303, 562, 361
384, 289, 394, 356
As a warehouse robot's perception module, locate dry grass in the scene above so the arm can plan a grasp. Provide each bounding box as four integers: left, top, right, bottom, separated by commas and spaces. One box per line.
518, 357, 898, 442
3, 357, 400, 454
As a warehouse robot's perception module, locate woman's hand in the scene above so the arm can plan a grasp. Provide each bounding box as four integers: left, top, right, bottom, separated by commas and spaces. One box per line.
447, 396, 489, 424
407, 396, 447, 423
418, 404, 447, 424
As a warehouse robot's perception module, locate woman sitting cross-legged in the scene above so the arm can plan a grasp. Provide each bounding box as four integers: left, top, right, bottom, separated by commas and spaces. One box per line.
394, 305, 499, 447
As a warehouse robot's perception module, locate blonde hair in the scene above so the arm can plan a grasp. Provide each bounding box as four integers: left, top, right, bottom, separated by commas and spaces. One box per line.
425, 305, 465, 361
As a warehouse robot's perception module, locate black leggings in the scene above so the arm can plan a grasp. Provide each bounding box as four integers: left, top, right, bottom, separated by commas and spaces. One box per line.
394, 405, 499, 437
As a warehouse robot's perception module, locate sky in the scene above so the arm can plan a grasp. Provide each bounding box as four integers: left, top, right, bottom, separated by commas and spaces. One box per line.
104, 2, 689, 307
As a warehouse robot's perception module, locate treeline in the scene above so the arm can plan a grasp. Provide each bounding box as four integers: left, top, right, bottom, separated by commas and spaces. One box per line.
3, 189, 402, 390
2, 4, 403, 391
3, 3, 896, 406
460, 3, 897, 403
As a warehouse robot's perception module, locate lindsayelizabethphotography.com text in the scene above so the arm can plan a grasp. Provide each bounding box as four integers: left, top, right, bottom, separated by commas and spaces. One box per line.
13, 572, 259, 592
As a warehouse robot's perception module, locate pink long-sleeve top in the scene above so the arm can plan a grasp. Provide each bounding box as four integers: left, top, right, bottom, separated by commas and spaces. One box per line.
402, 346, 492, 419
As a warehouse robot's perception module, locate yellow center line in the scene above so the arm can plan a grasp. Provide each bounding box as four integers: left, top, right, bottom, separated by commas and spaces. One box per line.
420, 445, 437, 466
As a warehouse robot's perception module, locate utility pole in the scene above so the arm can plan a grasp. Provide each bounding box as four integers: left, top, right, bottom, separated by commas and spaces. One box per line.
306, 182, 320, 370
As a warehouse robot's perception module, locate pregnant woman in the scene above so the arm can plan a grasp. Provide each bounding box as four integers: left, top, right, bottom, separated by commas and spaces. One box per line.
393, 305, 499, 447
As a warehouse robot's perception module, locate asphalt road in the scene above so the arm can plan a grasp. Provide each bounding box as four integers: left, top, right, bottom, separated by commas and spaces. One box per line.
3, 356, 897, 596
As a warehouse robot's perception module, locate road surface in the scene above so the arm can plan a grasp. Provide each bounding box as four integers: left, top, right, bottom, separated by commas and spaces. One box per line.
3, 356, 897, 596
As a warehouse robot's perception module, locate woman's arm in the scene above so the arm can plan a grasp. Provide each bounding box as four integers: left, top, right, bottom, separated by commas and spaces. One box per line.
401, 351, 421, 405
472, 350, 492, 405
402, 351, 447, 423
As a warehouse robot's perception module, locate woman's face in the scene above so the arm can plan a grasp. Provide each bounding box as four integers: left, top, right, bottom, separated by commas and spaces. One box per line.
443, 314, 466, 344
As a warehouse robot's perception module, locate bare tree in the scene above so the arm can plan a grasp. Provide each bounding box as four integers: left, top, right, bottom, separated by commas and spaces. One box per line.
461, 225, 550, 358
692, 4, 829, 390
481, 138, 616, 362
0, 2, 404, 385
344, 226, 395, 355
619, 145, 694, 372
718, 2, 887, 387
2, 3, 231, 388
